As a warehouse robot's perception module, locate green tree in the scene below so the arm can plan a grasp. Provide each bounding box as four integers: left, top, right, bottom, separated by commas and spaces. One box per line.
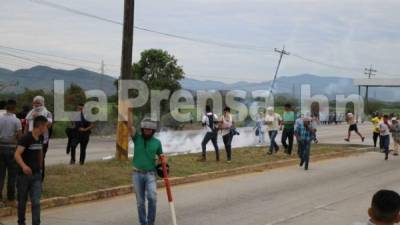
132, 49, 185, 121
64, 83, 86, 111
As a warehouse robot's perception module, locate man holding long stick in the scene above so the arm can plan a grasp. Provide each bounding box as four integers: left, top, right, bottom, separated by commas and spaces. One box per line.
127, 108, 165, 225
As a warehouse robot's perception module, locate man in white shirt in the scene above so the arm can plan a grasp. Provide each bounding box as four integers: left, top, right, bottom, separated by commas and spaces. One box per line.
0, 99, 22, 206
200, 105, 219, 162
379, 115, 391, 160
352, 190, 400, 225
265, 107, 282, 155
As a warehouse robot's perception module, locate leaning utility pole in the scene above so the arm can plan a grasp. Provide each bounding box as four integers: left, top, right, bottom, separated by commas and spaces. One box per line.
269, 46, 290, 100
364, 65, 377, 114
116, 0, 135, 161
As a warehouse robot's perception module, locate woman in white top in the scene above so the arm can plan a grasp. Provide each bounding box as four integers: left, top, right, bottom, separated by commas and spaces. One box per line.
219, 107, 233, 162
265, 107, 282, 155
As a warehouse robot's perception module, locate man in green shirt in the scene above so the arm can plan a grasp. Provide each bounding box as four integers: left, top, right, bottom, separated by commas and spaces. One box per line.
281, 103, 296, 155
128, 112, 164, 225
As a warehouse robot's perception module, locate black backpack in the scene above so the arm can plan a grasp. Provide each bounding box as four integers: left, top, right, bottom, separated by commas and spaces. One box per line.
207, 114, 217, 132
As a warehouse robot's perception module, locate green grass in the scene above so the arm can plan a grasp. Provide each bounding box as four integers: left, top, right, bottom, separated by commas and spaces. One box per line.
42, 144, 363, 198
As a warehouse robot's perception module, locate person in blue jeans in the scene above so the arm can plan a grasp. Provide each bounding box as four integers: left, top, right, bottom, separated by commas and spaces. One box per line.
128, 110, 165, 225
15, 115, 48, 225
295, 117, 315, 170
265, 107, 282, 155
379, 115, 391, 161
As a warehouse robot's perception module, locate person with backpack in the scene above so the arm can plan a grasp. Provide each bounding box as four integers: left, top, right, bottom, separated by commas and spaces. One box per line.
200, 105, 220, 162
219, 106, 233, 162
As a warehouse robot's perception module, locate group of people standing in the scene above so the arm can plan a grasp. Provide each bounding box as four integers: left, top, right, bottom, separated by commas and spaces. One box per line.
0, 97, 94, 225
370, 112, 400, 160
0, 96, 52, 225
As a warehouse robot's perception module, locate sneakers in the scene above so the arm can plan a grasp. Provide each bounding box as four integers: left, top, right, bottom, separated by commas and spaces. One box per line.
361, 137, 365, 142
344, 138, 350, 142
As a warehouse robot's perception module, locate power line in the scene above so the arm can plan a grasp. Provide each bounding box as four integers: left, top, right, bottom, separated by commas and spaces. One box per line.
291, 53, 363, 73
30, 0, 274, 53
0, 44, 120, 68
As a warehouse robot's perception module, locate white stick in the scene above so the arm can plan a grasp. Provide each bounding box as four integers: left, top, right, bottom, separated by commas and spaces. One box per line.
169, 202, 178, 225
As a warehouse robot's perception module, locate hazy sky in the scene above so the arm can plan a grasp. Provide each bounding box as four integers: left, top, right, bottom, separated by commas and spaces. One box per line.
0, 0, 399, 82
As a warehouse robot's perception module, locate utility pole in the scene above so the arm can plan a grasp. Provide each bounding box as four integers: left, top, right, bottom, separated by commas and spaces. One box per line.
99, 60, 105, 90
116, 0, 134, 161
268, 46, 290, 103
364, 65, 377, 114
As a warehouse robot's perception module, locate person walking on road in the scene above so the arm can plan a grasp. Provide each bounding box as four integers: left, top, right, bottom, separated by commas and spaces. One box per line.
391, 117, 400, 156
371, 113, 381, 149
379, 115, 391, 160
25, 96, 53, 181
15, 115, 48, 225
254, 112, 265, 146
295, 117, 315, 170
0, 99, 22, 207
219, 107, 234, 162
265, 107, 281, 155
128, 110, 164, 225
344, 112, 365, 142
281, 103, 296, 155
352, 189, 400, 225
70, 104, 94, 165
200, 105, 220, 162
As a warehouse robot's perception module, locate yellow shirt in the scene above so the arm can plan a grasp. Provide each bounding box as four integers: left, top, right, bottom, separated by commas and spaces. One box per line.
371, 117, 380, 133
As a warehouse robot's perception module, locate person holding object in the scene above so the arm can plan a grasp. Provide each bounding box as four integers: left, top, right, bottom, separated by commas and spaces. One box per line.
15, 115, 48, 225
128, 108, 165, 225
265, 107, 282, 155
219, 106, 233, 162
200, 105, 220, 162
295, 117, 315, 170
0, 99, 22, 207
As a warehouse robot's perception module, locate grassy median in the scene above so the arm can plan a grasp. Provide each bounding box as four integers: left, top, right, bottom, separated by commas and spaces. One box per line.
42, 144, 366, 198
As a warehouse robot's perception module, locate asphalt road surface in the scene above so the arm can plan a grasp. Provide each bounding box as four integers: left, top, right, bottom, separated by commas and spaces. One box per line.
2, 151, 398, 225
45, 123, 374, 165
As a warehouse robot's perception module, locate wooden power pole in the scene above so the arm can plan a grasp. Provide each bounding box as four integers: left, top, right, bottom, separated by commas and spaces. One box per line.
116, 0, 135, 160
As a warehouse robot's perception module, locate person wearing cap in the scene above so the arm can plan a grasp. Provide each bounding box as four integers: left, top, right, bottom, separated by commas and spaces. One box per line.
128, 111, 164, 225
295, 116, 315, 170
265, 107, 282, 155
0, 99, 22, 207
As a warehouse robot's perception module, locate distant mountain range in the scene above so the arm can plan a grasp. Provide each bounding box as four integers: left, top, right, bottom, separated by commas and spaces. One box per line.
0, 66, 398, 101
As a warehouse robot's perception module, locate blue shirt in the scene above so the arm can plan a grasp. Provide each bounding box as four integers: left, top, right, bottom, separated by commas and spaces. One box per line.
296, 124, 313, 142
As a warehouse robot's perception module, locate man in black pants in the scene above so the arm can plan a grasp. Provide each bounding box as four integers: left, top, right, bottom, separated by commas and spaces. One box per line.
70, 104, 94, 165
281, 104, 296, 155
200, 105, 219, 162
